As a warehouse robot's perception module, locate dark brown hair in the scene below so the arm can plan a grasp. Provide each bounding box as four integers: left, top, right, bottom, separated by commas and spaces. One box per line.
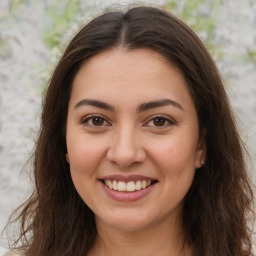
7, 6, 254, 256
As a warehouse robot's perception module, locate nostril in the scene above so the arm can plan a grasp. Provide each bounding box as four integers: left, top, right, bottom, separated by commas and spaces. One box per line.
106, 146, 146, 168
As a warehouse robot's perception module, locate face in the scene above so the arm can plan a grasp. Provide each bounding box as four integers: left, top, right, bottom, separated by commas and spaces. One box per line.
66, 48, 205, 232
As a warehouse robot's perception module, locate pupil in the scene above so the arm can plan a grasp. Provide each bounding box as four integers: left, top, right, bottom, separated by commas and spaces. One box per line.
92, 117, 104, 126
154, 118, 165, 126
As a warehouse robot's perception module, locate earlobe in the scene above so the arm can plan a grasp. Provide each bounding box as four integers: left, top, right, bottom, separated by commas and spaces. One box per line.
195, 149, 206, 169
66, 153, 70, 163
195, 150, 206, 169
195, 129, 207, 169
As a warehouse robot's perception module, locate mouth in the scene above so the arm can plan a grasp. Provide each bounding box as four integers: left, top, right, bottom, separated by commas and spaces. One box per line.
99, 178, 157, 192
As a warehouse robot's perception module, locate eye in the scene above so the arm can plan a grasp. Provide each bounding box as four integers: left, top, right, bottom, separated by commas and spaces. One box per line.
82, 115, 110, 127
146, 115, 174, 127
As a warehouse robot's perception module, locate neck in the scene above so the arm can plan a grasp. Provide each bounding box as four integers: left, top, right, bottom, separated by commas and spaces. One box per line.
88, 216, 192, 256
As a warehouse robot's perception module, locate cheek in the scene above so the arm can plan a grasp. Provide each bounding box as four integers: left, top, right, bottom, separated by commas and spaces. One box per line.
148, 135, 197, 196
153, 139, 196, 203
69, 149, 100, 181
67, 139, 104, 206
149, 135, 198, 170
67, 134, 107, 174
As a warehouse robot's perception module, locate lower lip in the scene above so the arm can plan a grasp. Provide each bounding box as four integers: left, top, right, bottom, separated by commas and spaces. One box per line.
101, 182, 155, 202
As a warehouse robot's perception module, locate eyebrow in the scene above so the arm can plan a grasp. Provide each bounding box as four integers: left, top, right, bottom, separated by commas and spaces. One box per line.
137, 99, 184, 112
74, 99, 115, 111
74, 98, 183, 112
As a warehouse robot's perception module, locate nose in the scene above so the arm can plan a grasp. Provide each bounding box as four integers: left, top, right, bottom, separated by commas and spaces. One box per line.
106, 125, 146, 168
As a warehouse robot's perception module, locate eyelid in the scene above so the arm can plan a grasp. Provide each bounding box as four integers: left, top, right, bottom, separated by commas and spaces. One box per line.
144, 114, 176, 127
81, 114, 111, 127
81, 114, 175, 128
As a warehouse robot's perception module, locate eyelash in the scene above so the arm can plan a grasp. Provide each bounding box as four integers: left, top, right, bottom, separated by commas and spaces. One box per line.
81, 115, 110, 127
81, 114, 175, 128
145, 115, 175, 128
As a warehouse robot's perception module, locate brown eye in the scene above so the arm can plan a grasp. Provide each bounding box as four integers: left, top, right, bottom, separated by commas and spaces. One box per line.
153, 117, 166, 126
92, 117, 104, 126
146, 115, 174, 128
82, 115, 109, 127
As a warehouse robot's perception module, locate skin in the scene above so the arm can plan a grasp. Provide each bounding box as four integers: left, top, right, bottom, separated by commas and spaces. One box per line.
66, 48, 206, 255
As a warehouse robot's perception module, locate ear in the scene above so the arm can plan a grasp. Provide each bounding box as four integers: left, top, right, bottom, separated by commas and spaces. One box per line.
195, 129, 207, 169
66, 153, 70, 164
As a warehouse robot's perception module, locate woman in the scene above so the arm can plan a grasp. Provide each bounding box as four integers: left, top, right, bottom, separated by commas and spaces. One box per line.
5, 6, 254, 256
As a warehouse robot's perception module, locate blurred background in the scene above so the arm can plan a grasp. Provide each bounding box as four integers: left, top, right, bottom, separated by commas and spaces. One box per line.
0, 0, 255, 254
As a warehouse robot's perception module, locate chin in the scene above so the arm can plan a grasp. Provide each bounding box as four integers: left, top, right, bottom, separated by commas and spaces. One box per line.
96, 211, 154, 232
109, 220, 151, 232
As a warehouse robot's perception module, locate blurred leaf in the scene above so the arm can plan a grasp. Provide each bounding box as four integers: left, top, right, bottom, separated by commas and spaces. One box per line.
247, 49, 256, 64
165, 1, 177, 11
43, 0, 80, 49
0, 38, 12, 59
9, 0, 24, 12
165, 0, 223, 61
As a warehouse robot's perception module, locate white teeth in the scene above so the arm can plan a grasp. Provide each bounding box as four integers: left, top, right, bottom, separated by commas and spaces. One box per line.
112, 180, 118, 190
104, 179, 152, 192
135, 180, 142, 190
141, 180, 147, 189
108, 180, 113, 189
117, 181, 126, 191
127, 181, 136, 192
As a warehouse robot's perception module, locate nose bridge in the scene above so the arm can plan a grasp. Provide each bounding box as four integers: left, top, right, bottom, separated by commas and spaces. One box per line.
106, 122, 145, 168
117, 123, 136, 152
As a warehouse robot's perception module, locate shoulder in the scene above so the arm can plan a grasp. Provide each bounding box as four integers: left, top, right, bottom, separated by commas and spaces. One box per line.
3, 251, 24, 256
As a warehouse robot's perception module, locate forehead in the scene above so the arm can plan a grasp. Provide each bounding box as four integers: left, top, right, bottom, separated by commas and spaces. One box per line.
69, 48, 194, 111
76, 48, 183, 82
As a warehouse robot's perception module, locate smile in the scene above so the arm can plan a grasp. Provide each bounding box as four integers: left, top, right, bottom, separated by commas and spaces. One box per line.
104, 180, 152, 192
99, 175, 157, 201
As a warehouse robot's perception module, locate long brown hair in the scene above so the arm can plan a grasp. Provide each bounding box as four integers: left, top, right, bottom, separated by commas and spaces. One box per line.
7, 6, 254, 256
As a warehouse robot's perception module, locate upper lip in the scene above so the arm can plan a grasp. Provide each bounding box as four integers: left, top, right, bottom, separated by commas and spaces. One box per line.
99, 175, 157, 182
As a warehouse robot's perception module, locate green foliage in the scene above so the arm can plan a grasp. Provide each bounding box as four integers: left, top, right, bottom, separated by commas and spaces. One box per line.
166, 1, 177, 10
9, 0, 25, 13
247, 49, 256, 64
165, 0, 223, 61
40, 0, 87, 89
43, 0, 81, 49
0, 38, 12, 59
